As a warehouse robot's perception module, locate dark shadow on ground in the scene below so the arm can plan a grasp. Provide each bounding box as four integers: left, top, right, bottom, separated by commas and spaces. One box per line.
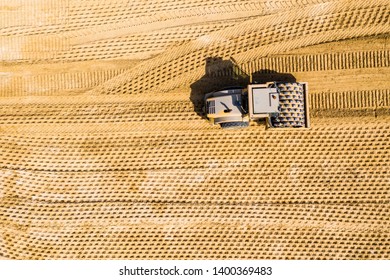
190, 57, 296, 118
251, 69, 296, 84
190, 57, 248, 118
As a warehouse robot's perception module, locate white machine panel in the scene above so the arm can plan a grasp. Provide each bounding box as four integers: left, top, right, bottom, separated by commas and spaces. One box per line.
251, 88, 279, 114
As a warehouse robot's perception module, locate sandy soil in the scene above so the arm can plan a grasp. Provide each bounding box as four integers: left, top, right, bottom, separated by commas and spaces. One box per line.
0, 0, 389, 259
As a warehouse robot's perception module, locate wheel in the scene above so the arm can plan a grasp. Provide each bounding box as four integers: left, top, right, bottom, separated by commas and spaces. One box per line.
220, 121, 249, 129
271, 82, 306, 128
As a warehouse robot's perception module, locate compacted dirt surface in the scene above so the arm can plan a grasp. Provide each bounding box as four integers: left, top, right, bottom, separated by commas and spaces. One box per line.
0, 0, 389, 259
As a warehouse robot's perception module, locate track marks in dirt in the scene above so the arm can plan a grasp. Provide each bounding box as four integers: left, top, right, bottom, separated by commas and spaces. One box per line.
240, 49, 390, 74
0, 119, 388, 172
0, 95, 388, 128
1, 1, 314, 62
86, 0, 390, 95
1, 0, 390, 260
1, 216, 389, 259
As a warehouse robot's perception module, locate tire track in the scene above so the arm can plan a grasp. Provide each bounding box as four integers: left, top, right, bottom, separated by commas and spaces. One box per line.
0, 161, 388, 204
86, 0, 390, 95
2, 202, 389, 233
0, 121, 388, 172
54, 20, 243, 61
1, 47, 388, 96
310, 89, 390, 110
240, 49, 390, 74
0, 88, 389, 125
0, 69, 126, 97
2, 46, 388, 96
0, 2, 266, 62
0, 0, 333, 35
1, 223, 389, 259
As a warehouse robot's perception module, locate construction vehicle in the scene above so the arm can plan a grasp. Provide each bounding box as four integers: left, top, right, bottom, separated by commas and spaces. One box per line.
203, 82, 310, 129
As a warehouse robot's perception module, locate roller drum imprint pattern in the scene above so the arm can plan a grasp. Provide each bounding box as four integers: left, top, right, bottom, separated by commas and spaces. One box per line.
0, 0, 389, 259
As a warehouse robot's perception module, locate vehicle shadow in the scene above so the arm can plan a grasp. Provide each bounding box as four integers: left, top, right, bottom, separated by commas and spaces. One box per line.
251, 69, 296, 84
190, 57, 249, 118
190, 57, 296, 119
